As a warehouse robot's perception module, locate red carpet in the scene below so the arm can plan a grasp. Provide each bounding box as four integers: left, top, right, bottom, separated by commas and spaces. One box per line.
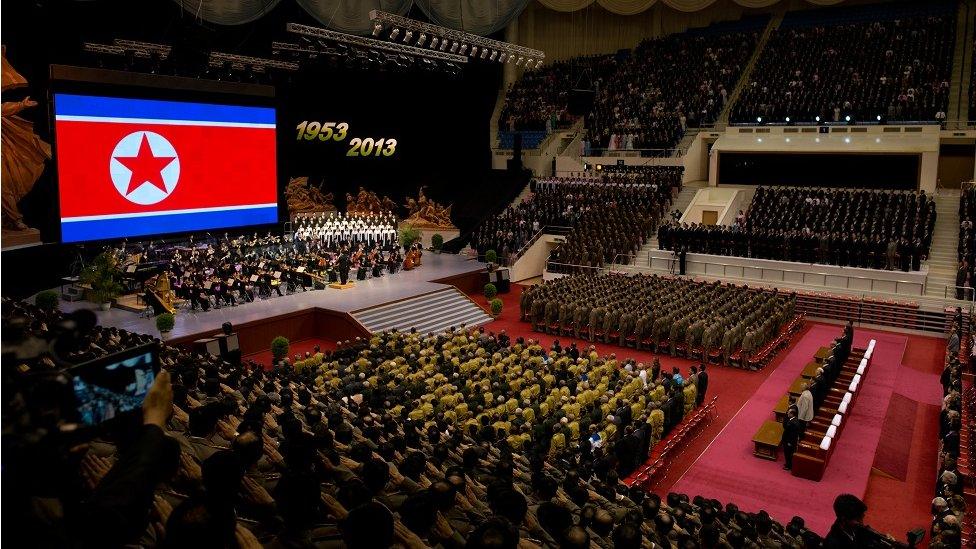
871, 394, 917, 481
862, 400, 941, 540
670, 324, 907, 535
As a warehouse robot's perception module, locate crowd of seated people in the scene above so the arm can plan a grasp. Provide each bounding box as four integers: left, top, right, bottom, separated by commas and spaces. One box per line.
731, 4, 955, 124
521, 274, 796, 366
934, 311, 968, 548
498, 55, 617, 133
586, 28, 759, 154
659, 187, 935, 272
473, 166, 681, 264
8, 296, 857, 549
956, 187, 976, 299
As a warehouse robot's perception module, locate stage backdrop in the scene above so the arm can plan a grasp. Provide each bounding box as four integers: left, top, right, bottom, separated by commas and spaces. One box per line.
280, 62, 500, 214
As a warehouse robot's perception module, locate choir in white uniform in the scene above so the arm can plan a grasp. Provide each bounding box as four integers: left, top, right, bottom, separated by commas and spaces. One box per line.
293, 212, 398, 247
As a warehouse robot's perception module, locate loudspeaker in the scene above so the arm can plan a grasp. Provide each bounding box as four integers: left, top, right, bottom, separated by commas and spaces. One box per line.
568, 89, 595, 116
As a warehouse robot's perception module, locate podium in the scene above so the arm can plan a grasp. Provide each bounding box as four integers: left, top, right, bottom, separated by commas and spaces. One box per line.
486, 268, 511, 293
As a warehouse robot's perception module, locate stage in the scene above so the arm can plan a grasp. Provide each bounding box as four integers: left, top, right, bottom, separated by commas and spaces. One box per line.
60, 253, 487, 353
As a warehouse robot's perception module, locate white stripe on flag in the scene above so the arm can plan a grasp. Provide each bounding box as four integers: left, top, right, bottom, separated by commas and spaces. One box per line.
55, 115, 275, 129
61, 203, 278, 223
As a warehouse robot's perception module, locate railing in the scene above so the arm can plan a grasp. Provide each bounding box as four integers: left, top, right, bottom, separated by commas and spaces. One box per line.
944, 285, 976, 303
501, 225, 572, 267
638, 252, 937, 299
544, 261, 604, 276
584, 147, 685, 158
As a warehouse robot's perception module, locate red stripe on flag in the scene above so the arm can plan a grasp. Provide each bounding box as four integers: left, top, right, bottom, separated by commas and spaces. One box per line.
56, 120, 277, 218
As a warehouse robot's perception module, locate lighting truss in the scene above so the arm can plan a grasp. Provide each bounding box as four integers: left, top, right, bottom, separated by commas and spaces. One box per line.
208, 51, 300, 73
112, 39, 172, 57
82, 42, 169, 60
273, 41, 330, 57
286, 22, 468, 64
368, 10, 545, 67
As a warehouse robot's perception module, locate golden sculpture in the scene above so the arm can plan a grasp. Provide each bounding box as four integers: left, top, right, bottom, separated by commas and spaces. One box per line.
2, 46, 51, 233
286, 177, 335, 215
403, 186, 455, 229
345, 186, 397, 217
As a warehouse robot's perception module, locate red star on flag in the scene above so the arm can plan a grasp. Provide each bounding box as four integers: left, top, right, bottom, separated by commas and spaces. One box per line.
115, 133, 177, 195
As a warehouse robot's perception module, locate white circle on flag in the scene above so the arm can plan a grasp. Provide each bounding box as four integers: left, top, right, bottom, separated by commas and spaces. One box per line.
109, 131, 181, 205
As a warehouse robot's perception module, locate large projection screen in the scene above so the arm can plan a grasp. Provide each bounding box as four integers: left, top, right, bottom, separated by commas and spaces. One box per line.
50, 66, 281, 243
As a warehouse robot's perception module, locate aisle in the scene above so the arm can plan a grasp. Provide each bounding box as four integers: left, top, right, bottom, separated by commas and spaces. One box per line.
670, 324, 907, 534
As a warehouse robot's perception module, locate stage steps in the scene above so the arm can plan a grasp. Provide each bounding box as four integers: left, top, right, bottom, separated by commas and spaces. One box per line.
352, 287, 493, 335
632, 181, 708, 267
925, 190, 963, 300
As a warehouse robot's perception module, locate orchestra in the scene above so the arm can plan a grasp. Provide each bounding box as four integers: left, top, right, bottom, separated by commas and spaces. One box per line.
116, 226, 404, 313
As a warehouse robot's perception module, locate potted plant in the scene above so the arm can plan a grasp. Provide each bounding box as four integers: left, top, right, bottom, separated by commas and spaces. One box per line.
399, 224, 421, 251
490, 298, 503, 317
484, 283, 498, 300
155, 312, 175, 334
80, 251, 122, 310
431, 233, 444, 254
271, 336, 290, 364
35, 290, 59, 311
485, 249, 498, 272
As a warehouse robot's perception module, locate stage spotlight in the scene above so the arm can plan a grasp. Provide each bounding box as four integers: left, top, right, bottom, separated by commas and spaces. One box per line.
785, 116, 790, 123
480, 48, 489, 59
499, 52, 508, 63
516, 56, 524, 66
450, 42, 459, 53
372, 23, 383, 36
403, 30, 413, 43
439, 40, 449, 51
390, 28, 400, 40
815, 115, 821, 122
535, 59, 544, 68
756, 116, 762, 123
596, 164, 603, 171
459, 44, 468, 55
470, 46, 479, 57
430, 37, 440, 49
489, 51, 498, 61
416, 33, 427, 47
876, 115, 882, 121
845, 115, 851, 122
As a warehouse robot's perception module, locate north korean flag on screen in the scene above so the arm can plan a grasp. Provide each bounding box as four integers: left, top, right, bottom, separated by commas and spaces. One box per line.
54, 94, 279, 243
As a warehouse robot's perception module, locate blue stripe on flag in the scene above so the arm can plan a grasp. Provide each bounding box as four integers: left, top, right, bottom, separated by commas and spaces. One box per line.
61, 206, 279, 243
54, 94, 276, 125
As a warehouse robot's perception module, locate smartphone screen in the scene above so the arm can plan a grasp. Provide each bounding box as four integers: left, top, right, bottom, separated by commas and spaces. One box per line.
70, 343, 160, 426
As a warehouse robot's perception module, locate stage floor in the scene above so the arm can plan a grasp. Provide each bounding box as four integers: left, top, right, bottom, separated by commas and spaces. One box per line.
61, 253, 484, 340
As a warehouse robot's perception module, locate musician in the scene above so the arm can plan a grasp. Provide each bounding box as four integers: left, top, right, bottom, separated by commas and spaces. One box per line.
338, 248, 351, 285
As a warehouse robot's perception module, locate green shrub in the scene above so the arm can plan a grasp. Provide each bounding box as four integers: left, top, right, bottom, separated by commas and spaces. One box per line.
81, 251, 123, 304
484, 283, 498, 299
485, 249, 498, 264
155, 313, 175, 333
271, 336, 290, 362
35, 290, 59, 311
490, 298, 503, 316
431, 233, 444, 251
399, 224, 421, 249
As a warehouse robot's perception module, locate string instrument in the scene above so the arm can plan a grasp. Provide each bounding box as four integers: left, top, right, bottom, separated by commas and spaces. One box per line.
144, 272, 176, 315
